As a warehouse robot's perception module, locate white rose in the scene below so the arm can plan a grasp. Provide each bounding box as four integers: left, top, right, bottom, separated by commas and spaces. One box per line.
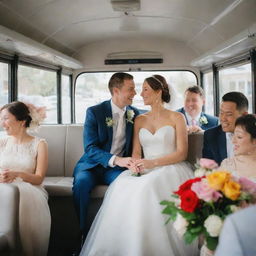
194, 167, 206, 177
204, 215, 223, 237
173, 213, 188, 237
230, 205, 240, 213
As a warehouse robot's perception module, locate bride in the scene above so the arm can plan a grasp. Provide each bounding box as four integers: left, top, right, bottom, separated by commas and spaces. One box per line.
80, 75, 198, 256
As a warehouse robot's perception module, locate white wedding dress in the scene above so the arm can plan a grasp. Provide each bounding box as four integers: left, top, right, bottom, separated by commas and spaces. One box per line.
0, 136, 51, 256
80, 126, 198, 256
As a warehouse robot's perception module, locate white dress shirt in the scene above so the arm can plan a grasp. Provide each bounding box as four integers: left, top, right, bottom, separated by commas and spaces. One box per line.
226, 132, 234, 158
185, 111, 201, 126
108, 100, 126, 167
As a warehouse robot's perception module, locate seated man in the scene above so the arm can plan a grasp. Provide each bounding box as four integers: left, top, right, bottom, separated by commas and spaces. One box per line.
202, 91, 248, 165
177, 86, 218, 134
72, 72, 140, 237
215, 205, 256, 256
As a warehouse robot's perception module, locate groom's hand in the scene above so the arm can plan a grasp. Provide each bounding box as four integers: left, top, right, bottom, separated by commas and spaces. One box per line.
114, 156, 136, 169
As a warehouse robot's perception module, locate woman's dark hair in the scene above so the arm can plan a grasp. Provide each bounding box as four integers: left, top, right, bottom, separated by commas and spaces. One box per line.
145, 75, 170, 103
235, 114, 256, 139
1, 101, 32, 127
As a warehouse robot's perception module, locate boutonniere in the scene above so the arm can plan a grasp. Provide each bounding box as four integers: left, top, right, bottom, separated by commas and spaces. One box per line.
199, 116, 208, 125
126, 110, 135, 124
106, 117, 115, 127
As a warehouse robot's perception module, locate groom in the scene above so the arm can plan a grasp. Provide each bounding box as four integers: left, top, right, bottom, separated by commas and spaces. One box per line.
73, 72, 140, 235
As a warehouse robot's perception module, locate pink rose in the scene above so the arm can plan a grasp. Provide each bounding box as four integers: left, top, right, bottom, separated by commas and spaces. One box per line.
199, 158, 218, 169
238, 177, 256, 194
191, 179, 222, 202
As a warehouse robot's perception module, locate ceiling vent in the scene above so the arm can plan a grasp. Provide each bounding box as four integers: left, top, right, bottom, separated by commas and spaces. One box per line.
105, 51, 163, 65
111, 0, 140, 12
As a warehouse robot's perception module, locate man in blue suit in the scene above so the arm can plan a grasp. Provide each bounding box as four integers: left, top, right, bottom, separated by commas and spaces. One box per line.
73, 72, 140, 235
202, 91, 248, 165
215, 205, 256, 256
177, 86, 218, 134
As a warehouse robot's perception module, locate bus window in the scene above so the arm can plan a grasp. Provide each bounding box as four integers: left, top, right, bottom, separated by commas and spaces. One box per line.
203, 71, 214, 116
0, 62, 9, 106
0, 62, 9, 132
61, 75, 71, 124
219, 63, 252, 113
18, 65, 57, 124
75, 71, 197, 123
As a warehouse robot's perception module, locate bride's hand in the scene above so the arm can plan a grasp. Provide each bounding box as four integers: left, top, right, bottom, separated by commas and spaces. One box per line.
135, 159, 155, 171
0, 169, 17, 183
129, 160, 142, 175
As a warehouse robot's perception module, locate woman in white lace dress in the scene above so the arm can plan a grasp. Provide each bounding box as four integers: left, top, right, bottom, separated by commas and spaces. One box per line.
0, 101, 50, 256
220, 114, 256, 181
80, 75, 198, 256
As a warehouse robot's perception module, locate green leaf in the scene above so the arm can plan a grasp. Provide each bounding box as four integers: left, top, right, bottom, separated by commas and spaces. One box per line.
190, 225, 203, 234
206, 236, 218, 251
161, 206, 178, 221
160, 200, 175, 206
179, 211, 196, 221
184, 231, 197, 244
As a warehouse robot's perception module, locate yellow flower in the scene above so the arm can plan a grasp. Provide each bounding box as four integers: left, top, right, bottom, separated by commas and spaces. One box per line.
222, 180, 241, 200
207, 171, 231, 190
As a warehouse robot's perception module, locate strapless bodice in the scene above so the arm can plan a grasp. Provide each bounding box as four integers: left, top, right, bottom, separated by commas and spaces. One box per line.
139, 125, 176, 160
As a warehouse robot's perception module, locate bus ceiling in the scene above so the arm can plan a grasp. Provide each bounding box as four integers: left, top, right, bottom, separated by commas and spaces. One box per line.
0, 0, 255, 70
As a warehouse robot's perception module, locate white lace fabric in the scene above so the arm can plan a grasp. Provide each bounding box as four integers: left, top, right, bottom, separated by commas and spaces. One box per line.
0, 137, 43, 174
0, 136, 50, 256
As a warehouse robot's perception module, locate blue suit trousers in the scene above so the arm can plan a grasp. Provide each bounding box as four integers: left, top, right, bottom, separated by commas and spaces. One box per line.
72, 166, 123, 232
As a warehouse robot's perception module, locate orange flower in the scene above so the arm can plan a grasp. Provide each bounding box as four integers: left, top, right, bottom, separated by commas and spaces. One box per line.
206, 171, 231, 190
222, 180, 241, 200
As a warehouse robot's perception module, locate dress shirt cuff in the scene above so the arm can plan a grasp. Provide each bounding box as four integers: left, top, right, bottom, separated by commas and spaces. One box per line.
108, 155, 116, 167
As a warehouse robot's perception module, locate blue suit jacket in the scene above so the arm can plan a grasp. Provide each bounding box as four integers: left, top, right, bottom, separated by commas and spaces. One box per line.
176, 107, 218, 130
215, 205, 256, 256
74, 100, 140, 174
202, 125, 227, 165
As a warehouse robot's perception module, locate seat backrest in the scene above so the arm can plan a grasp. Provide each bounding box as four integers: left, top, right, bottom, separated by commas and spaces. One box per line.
65, 125, 84, 177
187, 131, 204, 166
33, 125, 67, 176
33, 125, 204, 177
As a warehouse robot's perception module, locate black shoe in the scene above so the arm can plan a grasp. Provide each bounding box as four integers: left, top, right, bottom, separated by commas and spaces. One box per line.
80, 234, 86, 249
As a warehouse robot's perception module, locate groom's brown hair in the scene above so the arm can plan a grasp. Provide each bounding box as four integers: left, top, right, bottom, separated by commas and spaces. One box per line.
108, 72, 133, 95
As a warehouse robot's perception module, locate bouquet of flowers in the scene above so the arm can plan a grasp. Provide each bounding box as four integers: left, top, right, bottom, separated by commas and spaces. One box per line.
161, 158, 256, 251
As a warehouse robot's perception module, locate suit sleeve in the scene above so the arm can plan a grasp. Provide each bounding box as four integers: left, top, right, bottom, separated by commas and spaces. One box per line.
214, 117, 219, 126
83, 107, 112, 168
202, 131, 214, 160
215, 217, 243, 256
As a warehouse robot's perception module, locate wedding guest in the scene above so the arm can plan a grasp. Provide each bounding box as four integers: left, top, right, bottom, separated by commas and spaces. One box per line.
72, 72, 140, 237
177, 86, 218, 134
0, 101, 50, 256
220, 114, 256, 181
203, 92, 248, 165
215, 205, 256, 256
80, 75, 198, 256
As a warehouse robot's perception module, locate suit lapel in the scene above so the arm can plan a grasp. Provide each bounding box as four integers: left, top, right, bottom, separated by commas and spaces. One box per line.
200, 113, 207, 129
124, 106, 133, 156
105, 100, 113, 151
218, 128, 227, 161
181, 108, 189, 125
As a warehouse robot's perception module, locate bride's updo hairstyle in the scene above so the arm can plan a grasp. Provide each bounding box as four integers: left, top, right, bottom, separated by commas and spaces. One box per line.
235, 114, 256, 140
1, 101, 32, 127
145, 75, 171, 103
